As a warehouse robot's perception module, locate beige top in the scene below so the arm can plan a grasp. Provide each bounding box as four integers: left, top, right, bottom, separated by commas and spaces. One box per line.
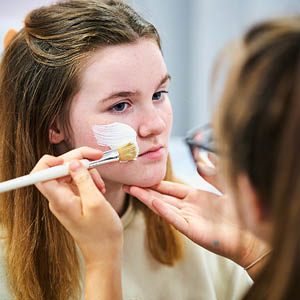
121, 200, 251, 300
0, 199, 251, 300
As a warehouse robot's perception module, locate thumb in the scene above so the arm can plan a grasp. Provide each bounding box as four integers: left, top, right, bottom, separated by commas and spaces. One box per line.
197, 161, 223, 193
69, 160, 105, 213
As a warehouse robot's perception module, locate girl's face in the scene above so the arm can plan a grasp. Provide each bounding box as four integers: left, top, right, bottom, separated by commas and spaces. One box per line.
68, 38, 172, 187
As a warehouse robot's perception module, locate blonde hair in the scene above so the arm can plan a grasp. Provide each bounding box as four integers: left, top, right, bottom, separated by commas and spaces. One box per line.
0, 1, 182, 299
134, 155, 184, 266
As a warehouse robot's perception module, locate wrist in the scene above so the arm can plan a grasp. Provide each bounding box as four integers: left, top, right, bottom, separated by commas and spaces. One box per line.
231, 231, 269, 267
233, 231, 271, 280
85, 252, 123, 300
84, 240, 123, 267
244, 248, 272, 271
244, 248, 272, 280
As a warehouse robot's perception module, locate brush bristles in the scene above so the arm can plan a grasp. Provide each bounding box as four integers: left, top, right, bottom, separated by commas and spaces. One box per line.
116, 143, 138, 161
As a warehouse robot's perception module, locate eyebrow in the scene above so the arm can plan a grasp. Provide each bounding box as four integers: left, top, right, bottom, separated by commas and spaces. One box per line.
100, 73, 171, 104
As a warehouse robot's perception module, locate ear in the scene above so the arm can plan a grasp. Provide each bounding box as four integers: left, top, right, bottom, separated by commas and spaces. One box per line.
49, 122, 65, 144
4, 29, 18, 48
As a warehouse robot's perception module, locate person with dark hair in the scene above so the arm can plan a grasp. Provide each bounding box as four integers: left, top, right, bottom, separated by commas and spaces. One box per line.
127, 16, 300, 300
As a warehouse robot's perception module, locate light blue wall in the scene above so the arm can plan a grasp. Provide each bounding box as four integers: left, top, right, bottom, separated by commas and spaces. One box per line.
129, 0, 300, 135
187, 0, 300, 133
1, 0, 300, 136
126, 0, 191, 136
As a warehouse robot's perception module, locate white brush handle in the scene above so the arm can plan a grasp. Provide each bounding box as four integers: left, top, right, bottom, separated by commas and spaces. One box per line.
0, 159, 90, 193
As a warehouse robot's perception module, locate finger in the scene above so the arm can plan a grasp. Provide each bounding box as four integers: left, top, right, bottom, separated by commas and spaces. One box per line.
31, 155, 64, 173
125, 185, 184, 212
126, 184, 190, 233
124, 186, 159, 213
34, 148, 103, 191
59, 147, 103, 163
32, 157, 90, 221
153, 181, 191, 198
69, 160, 105, 214
207, 152, 219, 168
89, 168, 106, 194
48, 188, 82, 221
197, 162, 223, 193
36, 176, 83, 222
196, 161, 216, 177
126, 181, 190, 199
33, 155, 66, 195
152, 199, 188, 233
32, 155, 78, 203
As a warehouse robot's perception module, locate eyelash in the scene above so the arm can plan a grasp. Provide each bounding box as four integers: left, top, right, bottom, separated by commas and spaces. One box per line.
109, 90, 169, 113
152, 90, 169, 101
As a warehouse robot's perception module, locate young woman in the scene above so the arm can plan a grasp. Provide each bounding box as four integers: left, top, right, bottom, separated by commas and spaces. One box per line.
127, 16, 300, 300
0, 1, 252, 299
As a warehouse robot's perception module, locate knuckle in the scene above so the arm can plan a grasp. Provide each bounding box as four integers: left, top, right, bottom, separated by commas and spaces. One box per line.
79, 146, 91, 154
41, 154, 54, 161
32, 154, 56, 173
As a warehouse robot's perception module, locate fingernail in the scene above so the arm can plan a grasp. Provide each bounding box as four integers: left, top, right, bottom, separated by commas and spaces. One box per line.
69, 160, 82, 172
197, 162, 216, 176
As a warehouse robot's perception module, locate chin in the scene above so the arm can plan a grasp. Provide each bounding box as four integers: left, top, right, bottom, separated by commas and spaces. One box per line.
133, 176, 165, 188
99, 159, 168, 187
120, 167, 166, 187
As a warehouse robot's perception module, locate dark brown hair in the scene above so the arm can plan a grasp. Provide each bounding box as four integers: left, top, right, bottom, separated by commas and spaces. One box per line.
0, 1, 182, 299
215, 16, 300, 300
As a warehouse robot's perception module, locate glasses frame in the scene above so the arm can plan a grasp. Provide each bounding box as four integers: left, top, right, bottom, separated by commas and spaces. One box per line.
185, 123, 217, 155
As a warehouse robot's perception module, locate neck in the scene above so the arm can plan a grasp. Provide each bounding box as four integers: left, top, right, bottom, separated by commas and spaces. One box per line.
103, 180, 128, 216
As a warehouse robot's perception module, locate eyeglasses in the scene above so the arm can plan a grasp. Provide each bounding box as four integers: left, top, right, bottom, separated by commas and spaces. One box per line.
185, 124, 218, 163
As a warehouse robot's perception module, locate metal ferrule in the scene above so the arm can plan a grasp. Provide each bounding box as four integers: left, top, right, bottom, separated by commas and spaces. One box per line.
88, 149, 119, 168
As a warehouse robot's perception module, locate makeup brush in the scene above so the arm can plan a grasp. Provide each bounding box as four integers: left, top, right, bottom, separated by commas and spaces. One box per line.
0, 142, 138, 193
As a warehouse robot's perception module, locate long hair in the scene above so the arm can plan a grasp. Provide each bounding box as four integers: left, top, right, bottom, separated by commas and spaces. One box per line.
0, 1, 182, 299
214, 16, 300, 300
134, 155, 184, 266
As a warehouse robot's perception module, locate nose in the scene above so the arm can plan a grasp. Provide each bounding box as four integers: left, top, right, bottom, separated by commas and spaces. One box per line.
138, 106, 166, 137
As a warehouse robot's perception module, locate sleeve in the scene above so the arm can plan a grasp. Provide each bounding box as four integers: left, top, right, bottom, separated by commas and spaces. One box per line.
204, 249, 253, 300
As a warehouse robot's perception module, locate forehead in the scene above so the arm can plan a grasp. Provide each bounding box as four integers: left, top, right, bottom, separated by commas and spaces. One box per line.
78, 38, 167, 93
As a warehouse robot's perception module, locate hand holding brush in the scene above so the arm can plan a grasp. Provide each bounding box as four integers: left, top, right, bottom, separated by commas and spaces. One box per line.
0, 143, 137, 193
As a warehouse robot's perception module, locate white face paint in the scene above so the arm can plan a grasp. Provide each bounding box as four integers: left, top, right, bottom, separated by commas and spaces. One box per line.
92, 122, 139, 157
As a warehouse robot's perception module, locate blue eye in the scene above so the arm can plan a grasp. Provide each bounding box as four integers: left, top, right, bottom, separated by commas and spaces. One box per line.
111, 102, 128, 112
152, 91, 168, 101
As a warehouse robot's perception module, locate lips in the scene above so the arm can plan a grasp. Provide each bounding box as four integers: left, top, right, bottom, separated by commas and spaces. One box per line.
138, 145, 164, 157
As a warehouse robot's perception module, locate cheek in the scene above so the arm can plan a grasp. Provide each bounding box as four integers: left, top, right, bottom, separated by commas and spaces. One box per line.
164, 99, 173, 133
71, 126, 95, 147
69, 124, 111, 152
69, 103, 99, 148
97, 157, 168, 186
